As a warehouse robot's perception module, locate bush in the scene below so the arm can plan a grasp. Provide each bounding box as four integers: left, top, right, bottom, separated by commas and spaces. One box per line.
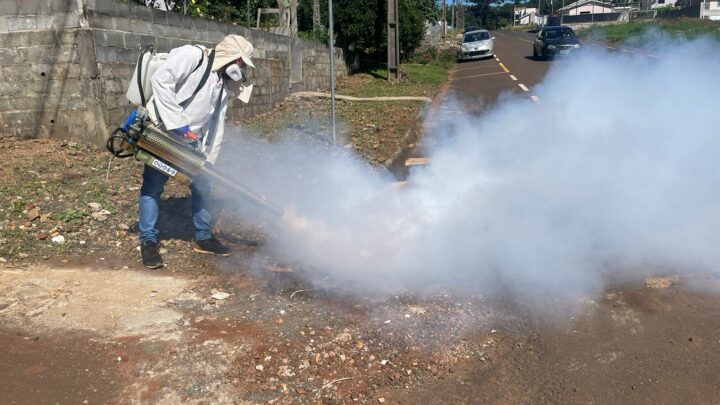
407, 46, 456, 70
299, 27, 329, 44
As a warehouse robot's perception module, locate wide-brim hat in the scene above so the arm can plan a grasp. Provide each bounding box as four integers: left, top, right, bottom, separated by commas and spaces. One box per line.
212, 34, 255, 71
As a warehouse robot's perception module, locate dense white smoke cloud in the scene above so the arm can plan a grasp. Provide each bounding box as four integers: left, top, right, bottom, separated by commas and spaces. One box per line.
219, 36, 720, 301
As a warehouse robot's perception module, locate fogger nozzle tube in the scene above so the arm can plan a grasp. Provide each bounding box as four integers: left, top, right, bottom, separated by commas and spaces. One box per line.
108, 113, 284, 218
203, 169, 285, 218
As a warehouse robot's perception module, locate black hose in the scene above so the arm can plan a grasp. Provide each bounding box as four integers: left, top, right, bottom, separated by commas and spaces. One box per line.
106, 128, 134, 158
137, 45, 154, 107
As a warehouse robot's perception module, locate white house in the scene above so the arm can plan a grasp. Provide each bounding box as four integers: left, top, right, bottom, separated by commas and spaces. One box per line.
650, 0, 679, 8
557, 0, 616, 15
515, 7, 539, 25
145, 0, 173, 11
701, 0, 720, 19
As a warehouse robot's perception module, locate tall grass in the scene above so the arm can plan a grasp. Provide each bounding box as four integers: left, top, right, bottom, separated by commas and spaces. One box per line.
406, 46, 457, 70
581, 19, 720, 43
340, 60, 448, 98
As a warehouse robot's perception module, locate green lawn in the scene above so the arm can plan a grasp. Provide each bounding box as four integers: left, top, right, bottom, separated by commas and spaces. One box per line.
336, 63, 449, 98
579, 19, 720, 44
248, 62, 449, 165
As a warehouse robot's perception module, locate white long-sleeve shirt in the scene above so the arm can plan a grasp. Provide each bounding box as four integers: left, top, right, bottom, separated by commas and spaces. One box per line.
146, 45, 229, 163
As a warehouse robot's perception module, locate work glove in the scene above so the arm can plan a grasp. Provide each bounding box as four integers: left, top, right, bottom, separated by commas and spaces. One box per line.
168, 125, 198, 141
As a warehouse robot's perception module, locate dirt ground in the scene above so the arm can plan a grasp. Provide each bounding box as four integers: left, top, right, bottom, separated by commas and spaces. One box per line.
3, 132, 720, 402
3, 260, 720, 404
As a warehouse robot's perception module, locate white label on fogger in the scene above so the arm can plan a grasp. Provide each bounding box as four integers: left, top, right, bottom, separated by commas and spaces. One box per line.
151, 159, 177, 176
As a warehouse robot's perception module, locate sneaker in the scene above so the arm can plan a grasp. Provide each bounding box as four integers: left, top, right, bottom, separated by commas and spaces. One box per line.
193, 237, 232, 256
141, 241, 164, 269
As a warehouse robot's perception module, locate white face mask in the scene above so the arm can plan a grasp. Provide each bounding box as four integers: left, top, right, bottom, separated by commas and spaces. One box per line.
225, 63, 245, 82
225, 63, 254, 104
225, 63, 254, 103
237, 83, 254, 104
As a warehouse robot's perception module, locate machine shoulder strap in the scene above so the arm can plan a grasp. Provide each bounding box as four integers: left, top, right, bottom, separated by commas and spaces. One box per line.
135, 45, 155, 106
179, 47, 216, 106
133, 45, 212, 107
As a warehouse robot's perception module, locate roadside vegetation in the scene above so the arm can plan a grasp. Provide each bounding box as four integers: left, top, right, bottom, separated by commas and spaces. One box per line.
249, 60, 448, 166
507, 24, 536, 31
339, 62, 449, 98
407, 45, 457, 70
124, 0, 439, 63
579, 18, 720, 44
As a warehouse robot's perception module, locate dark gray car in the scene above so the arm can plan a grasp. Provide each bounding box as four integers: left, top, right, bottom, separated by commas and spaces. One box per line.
533, 26, 581, 60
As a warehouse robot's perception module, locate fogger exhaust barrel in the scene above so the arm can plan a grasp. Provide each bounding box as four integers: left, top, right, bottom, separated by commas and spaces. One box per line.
142, 127, 284, 217
107, 111, 284, 218
138, 126, 207, 176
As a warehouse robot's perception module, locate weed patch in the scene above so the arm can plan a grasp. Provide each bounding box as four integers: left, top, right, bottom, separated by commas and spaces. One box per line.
248, 65, 445, 166
580, 19, 720, 44
59, 209, 89, 223
11, 201, 24, 214
337, 62, 447, 98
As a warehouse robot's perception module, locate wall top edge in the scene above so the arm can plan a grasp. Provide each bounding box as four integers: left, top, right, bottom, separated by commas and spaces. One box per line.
86, 0, 303, 45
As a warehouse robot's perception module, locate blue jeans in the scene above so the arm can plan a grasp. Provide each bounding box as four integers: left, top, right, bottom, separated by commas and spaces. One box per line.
138, 165, 214, 243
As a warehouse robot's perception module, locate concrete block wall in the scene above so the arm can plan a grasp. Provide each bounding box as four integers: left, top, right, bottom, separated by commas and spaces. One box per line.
0, 0, 347, 144
0, 0, 107, 143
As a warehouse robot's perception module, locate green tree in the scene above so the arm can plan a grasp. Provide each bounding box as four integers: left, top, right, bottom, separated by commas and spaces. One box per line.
121, 0, 276, 26
468, 0, 520, 29
469, 0, 497, 28
125, 0, 439, 61
399, 0, 431, 58
329, 0, 437, 59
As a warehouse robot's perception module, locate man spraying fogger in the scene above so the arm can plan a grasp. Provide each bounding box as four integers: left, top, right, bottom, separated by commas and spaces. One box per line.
139, 34, 255, 269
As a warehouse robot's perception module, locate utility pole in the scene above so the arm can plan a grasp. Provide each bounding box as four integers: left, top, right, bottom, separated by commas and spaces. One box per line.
313, 0, 320, 30
246, 0, 250, 26
458, 3, 463, 33
459, 3, 464, 33
279, 0, 287, 31
441, 0, 446, 41
451, 0, 455, 33
538, 0, 541, 23
328, 0, 337, 146
291, 0, 297, 34
387, 0, 400, 80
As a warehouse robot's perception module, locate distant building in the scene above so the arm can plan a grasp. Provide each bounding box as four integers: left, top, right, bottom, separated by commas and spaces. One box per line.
638, 0, 680, 9
701, 0, 720, 19
515, 7, 539, 25
650, 0, 679, 8
557, 0, 616, 15
145, 0, 173, 11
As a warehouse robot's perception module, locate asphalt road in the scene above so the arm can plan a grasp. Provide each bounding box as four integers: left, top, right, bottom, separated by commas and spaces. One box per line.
415, 29, 551, 170
390, 277, 720, 404
440, 30, 549, 117
419, 29, 662, 155
401, 31, 720, 404
440, 28, 662, 114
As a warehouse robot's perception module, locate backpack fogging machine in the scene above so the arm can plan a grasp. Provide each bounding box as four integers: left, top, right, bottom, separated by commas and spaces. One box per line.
106, 107, 284, 218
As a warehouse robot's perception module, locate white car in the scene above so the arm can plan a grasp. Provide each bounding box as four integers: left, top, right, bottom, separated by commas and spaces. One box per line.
458, 29, 495, 61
